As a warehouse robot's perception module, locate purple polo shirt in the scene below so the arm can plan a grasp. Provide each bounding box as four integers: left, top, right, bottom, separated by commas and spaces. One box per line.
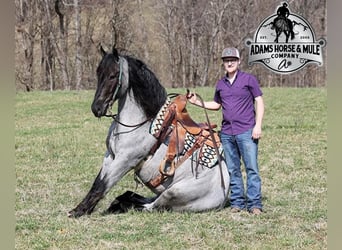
214, 70, 262, 135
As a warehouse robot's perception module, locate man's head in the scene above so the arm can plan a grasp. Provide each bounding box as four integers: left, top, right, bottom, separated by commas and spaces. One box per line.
221, 47, 240, 60
221, 47, 240, 75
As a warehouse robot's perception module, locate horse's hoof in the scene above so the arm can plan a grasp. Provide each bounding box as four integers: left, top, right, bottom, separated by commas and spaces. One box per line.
67, 209, 83, 218
143, 203, 154, 212
105, 199, 126, 214
67, 210, 76, 218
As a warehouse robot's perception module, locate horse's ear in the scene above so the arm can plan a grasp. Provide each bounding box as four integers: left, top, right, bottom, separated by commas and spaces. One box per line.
100, 45, 107, 57
112, 47, 119, 60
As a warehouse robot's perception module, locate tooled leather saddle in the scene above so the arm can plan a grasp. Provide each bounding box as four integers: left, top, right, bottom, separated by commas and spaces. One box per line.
146, 93, 222, 188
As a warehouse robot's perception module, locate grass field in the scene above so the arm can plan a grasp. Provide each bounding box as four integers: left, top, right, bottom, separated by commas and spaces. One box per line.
15, 87, 327, 249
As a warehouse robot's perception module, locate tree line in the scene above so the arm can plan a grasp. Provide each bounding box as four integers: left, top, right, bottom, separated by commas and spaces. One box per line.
15, 0, 327, 91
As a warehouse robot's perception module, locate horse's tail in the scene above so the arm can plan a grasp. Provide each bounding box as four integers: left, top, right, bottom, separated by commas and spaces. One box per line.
288, 19, 295, 40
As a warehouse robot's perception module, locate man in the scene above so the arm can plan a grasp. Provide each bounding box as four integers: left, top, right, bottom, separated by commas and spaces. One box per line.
187, 47, 264, 215
277, 2, 290, 18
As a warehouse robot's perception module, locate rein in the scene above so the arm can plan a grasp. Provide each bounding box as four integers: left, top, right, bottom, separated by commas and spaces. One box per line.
193, 91, 222, 162
193, 91, 225, 189
107, 114, 153, 128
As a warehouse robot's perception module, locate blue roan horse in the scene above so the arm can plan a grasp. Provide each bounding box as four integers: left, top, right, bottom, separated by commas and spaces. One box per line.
68, 47, 229, 218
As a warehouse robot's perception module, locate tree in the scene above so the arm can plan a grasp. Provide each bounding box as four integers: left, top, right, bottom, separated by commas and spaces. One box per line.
74, 0, 82, 90
15, 0, 327, 91
49, 0, 70, 89
15, 0, 37, 91
199, 0, 230, 87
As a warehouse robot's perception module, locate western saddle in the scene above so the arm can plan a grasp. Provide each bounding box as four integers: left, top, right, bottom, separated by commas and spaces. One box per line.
145, 93, 221, 188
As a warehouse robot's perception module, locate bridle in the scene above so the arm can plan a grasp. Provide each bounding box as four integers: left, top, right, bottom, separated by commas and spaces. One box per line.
104, 56, 153, 128
110, 57, 123, 107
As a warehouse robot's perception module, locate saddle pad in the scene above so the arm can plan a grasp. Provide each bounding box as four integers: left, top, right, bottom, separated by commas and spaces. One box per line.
182, 132, 223, 168
149, 97, 171, 136
150, 97, 222, 169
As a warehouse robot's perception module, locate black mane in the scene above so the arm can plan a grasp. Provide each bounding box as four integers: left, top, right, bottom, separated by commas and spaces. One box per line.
124, 56, 167, 118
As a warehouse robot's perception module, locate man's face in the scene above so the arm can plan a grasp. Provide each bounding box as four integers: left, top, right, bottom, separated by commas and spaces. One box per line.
222, 57, 240, 74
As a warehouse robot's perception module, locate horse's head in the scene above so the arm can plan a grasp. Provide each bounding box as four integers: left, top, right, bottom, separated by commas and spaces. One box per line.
92, 46, 167, 119
91, 46, 124, 117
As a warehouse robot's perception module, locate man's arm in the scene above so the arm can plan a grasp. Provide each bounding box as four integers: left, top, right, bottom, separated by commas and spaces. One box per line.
187, 93, 221, 110
253, 96, 264, 139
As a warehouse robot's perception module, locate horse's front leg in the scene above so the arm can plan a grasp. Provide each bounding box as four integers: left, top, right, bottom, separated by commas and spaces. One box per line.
274, 32, 279, 43
68, 171, 106, 218
68, 152, 113, 218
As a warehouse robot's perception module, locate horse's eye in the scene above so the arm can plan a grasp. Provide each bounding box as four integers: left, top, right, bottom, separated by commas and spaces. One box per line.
109, 74, 117, 80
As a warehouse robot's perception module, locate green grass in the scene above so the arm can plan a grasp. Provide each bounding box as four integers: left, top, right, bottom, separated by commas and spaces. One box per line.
15, 87, 327, 249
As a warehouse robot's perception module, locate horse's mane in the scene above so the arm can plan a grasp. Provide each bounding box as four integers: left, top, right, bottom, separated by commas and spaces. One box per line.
124, 56, 167, 118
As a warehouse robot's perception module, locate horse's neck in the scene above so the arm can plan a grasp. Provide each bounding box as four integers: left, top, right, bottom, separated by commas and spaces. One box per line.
118, 90, 147, 124
116, 57, 147, 123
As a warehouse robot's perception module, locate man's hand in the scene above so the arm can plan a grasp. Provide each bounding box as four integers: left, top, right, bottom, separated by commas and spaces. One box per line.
186, 91, 197, 105
252, 125, 262, 139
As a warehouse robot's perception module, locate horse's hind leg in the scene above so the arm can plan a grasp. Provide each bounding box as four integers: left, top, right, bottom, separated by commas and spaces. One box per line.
143, 176, 227, 212
143, 186, 200, 212
105, 191, 157, 214
285, 32, 290, 43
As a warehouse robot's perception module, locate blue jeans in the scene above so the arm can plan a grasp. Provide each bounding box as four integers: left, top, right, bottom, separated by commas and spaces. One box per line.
220, 129, 262, 211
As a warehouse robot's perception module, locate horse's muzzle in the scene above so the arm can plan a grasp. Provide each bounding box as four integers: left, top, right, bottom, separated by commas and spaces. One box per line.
91, 101, 108, 117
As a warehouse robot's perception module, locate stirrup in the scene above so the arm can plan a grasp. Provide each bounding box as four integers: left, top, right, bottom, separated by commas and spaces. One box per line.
159, 158, 175, 177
